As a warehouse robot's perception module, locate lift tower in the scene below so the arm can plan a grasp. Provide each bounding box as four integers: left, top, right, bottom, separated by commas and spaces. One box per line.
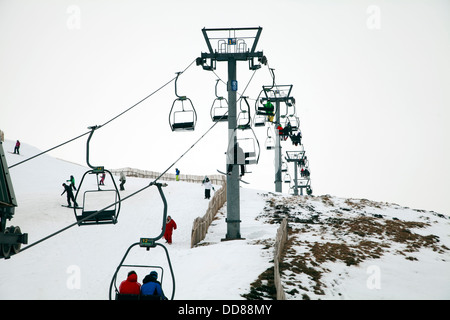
197, 27, 266, 240
259, 84, 294, 193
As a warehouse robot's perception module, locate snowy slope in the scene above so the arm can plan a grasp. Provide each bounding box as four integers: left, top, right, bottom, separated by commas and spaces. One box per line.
1, 140, 449, 300
0, 140, 277, 300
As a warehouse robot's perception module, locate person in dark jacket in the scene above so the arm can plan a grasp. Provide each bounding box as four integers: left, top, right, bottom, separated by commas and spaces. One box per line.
61, 183, 78, 207
141, 271, 166, 299
119, 271, 141, 295
13, 140, 20, 154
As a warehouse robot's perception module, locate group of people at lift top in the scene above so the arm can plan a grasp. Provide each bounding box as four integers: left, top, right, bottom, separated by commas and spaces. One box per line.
119, 270, 167, 300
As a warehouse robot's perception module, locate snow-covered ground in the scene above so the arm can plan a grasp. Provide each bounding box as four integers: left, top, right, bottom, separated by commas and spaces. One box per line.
1, 139, 449, 300
0, 140, 277, 300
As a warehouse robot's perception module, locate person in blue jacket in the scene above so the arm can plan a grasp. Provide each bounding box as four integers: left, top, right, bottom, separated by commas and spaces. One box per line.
141, 271, 166, 299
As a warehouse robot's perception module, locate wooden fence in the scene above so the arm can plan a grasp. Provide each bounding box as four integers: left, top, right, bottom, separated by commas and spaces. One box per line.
110, 167, 227, 248
110, 167, 225, 185
273, 218, 288, 300
190, 179, 227, 248
111, 167, 287, 299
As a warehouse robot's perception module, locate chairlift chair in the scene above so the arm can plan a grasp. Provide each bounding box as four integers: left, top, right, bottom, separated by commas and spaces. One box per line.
255, 90, 276, 116
109, 183, 175, 300
236, 96, 252, 130
73, 126, 121, 226
287, 115, 300, 132
283, 172, 291, 183
169, 72, 197, 131
74, 169, 121, 225
253, 114, 266, 127
210, 79, 228, 122
265, 127, 275, 150
227, 126, 261, 168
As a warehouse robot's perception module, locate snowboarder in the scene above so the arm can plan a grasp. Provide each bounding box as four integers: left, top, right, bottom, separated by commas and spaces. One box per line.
61, 183, 78, 207
202, 176, 215, 199
175, 168, 180, 181
163, 215, 177, 244
141, 271, 166, 299
99, 172, 106, 185
119, 171, 126, 190
66, 175, 77, 191
119, 270, 141, 295
13, 140, 20, 154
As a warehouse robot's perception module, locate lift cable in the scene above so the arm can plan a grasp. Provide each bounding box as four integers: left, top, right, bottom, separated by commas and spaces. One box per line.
18, 119, 220, 254
16, 58, 260, 255
8, 58, 197, 170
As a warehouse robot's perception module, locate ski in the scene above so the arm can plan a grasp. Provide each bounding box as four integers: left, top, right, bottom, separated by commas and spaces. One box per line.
61, 205, 83, 209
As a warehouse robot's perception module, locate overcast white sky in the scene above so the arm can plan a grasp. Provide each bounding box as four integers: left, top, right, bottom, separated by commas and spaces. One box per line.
1, 0, 449, 215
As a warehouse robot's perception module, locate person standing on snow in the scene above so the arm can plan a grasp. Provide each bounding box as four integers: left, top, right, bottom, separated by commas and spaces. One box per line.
13, 140, 20, 154
67, 175, 77, 191
163, 215, 177, 244
175, 168, 180, 181
119, 171, 126, 190
119, 270, 141, 295
202, 176, 214, 199
61, 183, 78, 207
99, 172, 106, 185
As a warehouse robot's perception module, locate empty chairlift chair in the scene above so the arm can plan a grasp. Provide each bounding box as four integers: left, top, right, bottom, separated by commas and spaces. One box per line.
73, 126, 121, 226
265, 127, 275, 150
169, 72, 197, 131
210, 79, 229, 122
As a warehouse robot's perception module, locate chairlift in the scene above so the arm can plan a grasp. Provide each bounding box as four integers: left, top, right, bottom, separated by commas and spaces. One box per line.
169, 72, 197, 131
286, 115, 300, 132
73, 126, 121, 226
283, 172, 291, 183
253, 114, 266, 127
281, 161, 288, 172
210, 79, 229, 122
237, 96, 252, 130
227, 126, 260, 168
109, 183, 175, 300
255, 69, 277, 116
255, 91, 276, 116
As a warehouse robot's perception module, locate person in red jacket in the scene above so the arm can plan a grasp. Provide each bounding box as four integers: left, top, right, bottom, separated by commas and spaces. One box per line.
119, 270, 141, 295
163, 215, 177, 244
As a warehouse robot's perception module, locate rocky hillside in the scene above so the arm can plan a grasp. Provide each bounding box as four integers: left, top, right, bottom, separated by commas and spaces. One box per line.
246, 193, 450, 300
